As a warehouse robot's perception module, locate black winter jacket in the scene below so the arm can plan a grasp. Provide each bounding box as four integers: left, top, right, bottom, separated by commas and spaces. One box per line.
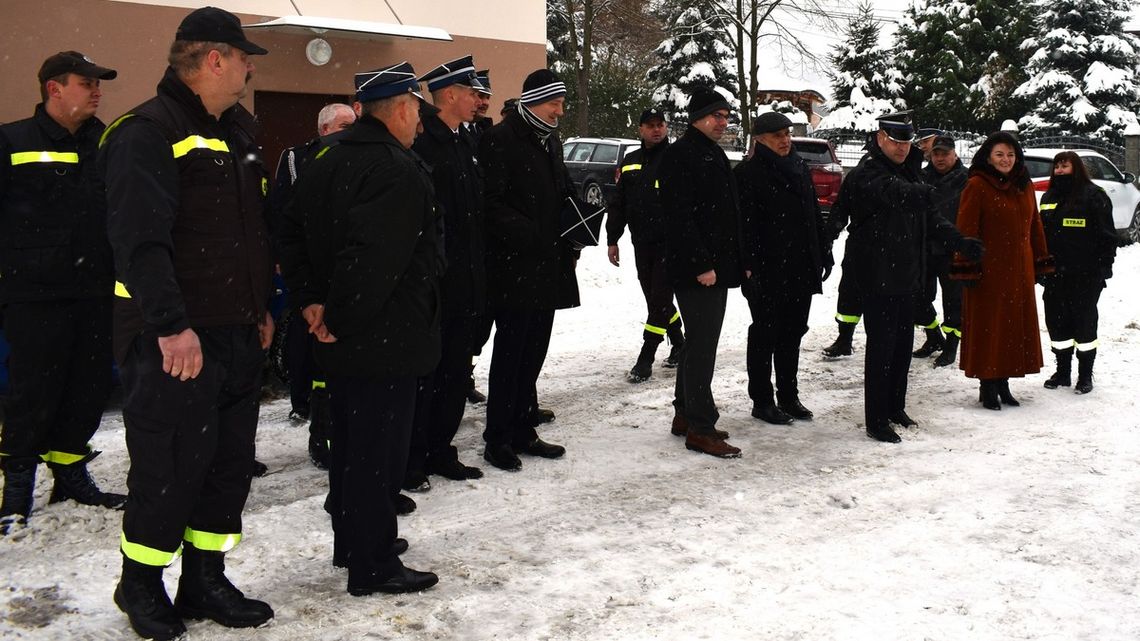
736, 144, 831, 297
100, 68, 272, 346
658, 126, 743, 290
606, 140, 669, 247
0, 105, 112, 303
1040, 179, 1116, 280
278, 114, 444, 379
837, 138, 961, 297
478, 110, 579, 312
922, 159, 968, 255
412, 113, 486, 318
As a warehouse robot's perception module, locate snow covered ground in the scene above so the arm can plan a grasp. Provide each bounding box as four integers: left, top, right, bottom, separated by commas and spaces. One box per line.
2, 236, 1139, 640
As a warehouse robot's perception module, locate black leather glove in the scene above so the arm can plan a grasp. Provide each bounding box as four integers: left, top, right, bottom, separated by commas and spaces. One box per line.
958, 237, 984, 261
821, 264, 833, 282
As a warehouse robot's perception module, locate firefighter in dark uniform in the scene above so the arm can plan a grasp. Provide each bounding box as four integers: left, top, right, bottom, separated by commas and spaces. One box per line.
279, 62, 443, 596
405, 56, 487, 487
821, 190, 863, 359
838, 112, 983, 444
464, 69, 494, 405
914, 134, 968, 367
99, 8, 275, 639
0, 51, 124, 536
736, 112, 832, 425
606, 107, 685, 383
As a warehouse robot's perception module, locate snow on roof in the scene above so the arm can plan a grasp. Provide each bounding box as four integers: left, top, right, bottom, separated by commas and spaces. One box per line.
242, 15, 452, 42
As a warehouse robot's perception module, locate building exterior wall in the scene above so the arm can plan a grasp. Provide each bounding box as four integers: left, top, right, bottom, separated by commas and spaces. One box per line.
0, 0, 545, 125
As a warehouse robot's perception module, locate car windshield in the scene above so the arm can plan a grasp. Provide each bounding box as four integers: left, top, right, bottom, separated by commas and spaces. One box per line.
794, 142, 833, 164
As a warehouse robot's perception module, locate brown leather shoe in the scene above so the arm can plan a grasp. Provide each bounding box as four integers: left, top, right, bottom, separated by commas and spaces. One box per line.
685, 432, 741, 458
671, 414, 728, 439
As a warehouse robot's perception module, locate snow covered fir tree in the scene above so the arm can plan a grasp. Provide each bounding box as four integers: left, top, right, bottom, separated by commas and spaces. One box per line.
1014, 0, 1140, 144
646, 2, 738, 122
827, 1, 903, 112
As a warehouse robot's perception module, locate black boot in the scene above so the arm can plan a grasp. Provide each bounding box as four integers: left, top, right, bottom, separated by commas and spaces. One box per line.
174, 545, 274, 629
823, 322, 856, 358
628, 336, 662, 383
912, 326, 945, 358
997, 378, 1020, 406
48, 450, 127, 509
114, 556, 186, 641
866, 422, 901, 443
465, 376, 486, 404
663, 322, 685, 368
308, 383, 331, 470
0, 456, 38, 535
979, 380, 1001, 410
1075, 348, 1096, 394
933, 334, 960, 368
1044, 347, 1073, 389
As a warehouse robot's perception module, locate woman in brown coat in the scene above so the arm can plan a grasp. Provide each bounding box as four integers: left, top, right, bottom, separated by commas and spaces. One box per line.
951, 132, 1053, 410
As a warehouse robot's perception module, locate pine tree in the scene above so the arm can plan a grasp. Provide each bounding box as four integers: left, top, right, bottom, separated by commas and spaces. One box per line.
828, 2, 903, 110
1014, 0, 1140, 143
646, 2, 739, 122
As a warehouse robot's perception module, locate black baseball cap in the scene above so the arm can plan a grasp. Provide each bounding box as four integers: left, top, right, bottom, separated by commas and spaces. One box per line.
176, 7, 268, 55
38, 51, 117, 84
639, 108, 666, 124
931, 134, 956, 151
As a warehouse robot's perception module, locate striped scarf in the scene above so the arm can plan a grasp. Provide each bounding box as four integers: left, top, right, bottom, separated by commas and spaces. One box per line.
518, 101, 557, 144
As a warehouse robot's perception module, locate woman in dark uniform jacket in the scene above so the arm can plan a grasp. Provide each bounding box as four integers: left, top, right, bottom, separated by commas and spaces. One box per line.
1038, 151, 1117, 394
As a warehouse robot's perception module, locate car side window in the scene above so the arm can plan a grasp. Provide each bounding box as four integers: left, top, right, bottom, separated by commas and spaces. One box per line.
563, 143, 576, 160
570, 143, 597, 163
592, 144, 618, 164
1085, 156, 1122, 182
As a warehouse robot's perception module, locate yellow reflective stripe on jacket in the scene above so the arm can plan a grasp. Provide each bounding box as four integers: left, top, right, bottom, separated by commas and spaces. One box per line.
114, 281, 131, 298
121, 532, 181, 567
1062, 218, 1085, 227
172, 136, 230, 159
99, 113, 136, 148
184, 527, 241, 552
669, 311, 681, 324
9, 151, 79, 165
644, 323, 667, 336
40, 450, 87, 465
621, 163, 642, 173
312, 380, 327, 390
1039, 202, 1058, 210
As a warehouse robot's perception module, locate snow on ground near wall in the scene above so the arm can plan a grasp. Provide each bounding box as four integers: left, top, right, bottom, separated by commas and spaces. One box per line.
2, 237, 1139, 640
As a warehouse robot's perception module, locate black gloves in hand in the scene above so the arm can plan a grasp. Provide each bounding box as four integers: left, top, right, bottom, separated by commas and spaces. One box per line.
821, 265, 833, 282
958, 237, 984, 261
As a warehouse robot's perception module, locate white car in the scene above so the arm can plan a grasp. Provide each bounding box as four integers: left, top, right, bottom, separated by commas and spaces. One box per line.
1023, 148, 1140, 243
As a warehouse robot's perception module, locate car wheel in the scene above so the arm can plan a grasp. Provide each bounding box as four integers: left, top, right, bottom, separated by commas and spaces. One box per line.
584, 182, 604, 207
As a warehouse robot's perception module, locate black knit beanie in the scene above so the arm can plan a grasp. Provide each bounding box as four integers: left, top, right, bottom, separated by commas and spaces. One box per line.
688, 87, 731, 122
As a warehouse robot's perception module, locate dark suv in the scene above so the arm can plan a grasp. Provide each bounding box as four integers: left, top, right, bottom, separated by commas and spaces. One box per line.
562, 137, 640, 207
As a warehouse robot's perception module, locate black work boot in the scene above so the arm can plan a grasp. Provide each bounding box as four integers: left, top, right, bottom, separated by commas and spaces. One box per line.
48, 450, 127, 509
628, 336, 663, 383
663, 322, 685, 368
174, 545, 274, 629
913, 326, 945, 358
114, 556, 186, 641
308, 384, 331, 470
0, 456, 38, 535
1075, 348, 1096, 394
1044, 347, 1073, 389
823, 322, 856, 358
933, 334, 960, 368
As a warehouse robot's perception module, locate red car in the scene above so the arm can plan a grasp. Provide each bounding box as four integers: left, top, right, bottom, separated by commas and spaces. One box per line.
792, 137, 844, 212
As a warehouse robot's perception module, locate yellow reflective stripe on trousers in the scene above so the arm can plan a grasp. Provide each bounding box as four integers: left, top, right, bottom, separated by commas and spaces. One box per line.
917, 319, 940, 330
10, 151, 79, 165
184, 527, 241, 552
1075, 340, 1098, 352
941, 325, 961, 338
1050, 339, 1075, 350
114, 281, 131, 298
669, 311, 681, 324
644, 323, 667, 335
621, 163, 642, 173
121, 532, 181, 567
1039, 202, 1058, 211
172, 136, 230, 159
312, 380, 327, 390
40, 450, 87, 465
836, 313, 860, 324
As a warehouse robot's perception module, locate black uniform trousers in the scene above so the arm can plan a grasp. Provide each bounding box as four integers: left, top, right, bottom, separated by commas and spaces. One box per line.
834, 266, 863, 325
408, 314, 477, 476
326, 375, 415, 582
0, 298, 112, 459
633, 243, 678, 338
284, 307, 318, 415
672, 286, 727, 434
1043, 274, 1104, 348
120, 325, 262, 563
862, 294, 914, 429
483, 309, 554, 448
743, 286, 811, 406
913, 254, 963, 334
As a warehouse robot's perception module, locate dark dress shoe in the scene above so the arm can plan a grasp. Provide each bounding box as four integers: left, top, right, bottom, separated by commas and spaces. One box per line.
752, 403, 794, 425
483, 444, 522, 471
685, 431, 741, 458
466, 386, 486, 404
866, 423, 901, 443
394, 493, 417, 515
348, 564, 439, 596
402, 471, 431, 493
888, 411, 918, 427
335, 538, 409, 568
251, 460, 269, 477
427, 458, 484, 480
516, 438, 565, 459
671, 414, 727, 439
777, 399, 814, 420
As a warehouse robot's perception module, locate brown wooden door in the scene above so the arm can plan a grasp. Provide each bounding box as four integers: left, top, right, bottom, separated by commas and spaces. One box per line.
255, 90, 353, 176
